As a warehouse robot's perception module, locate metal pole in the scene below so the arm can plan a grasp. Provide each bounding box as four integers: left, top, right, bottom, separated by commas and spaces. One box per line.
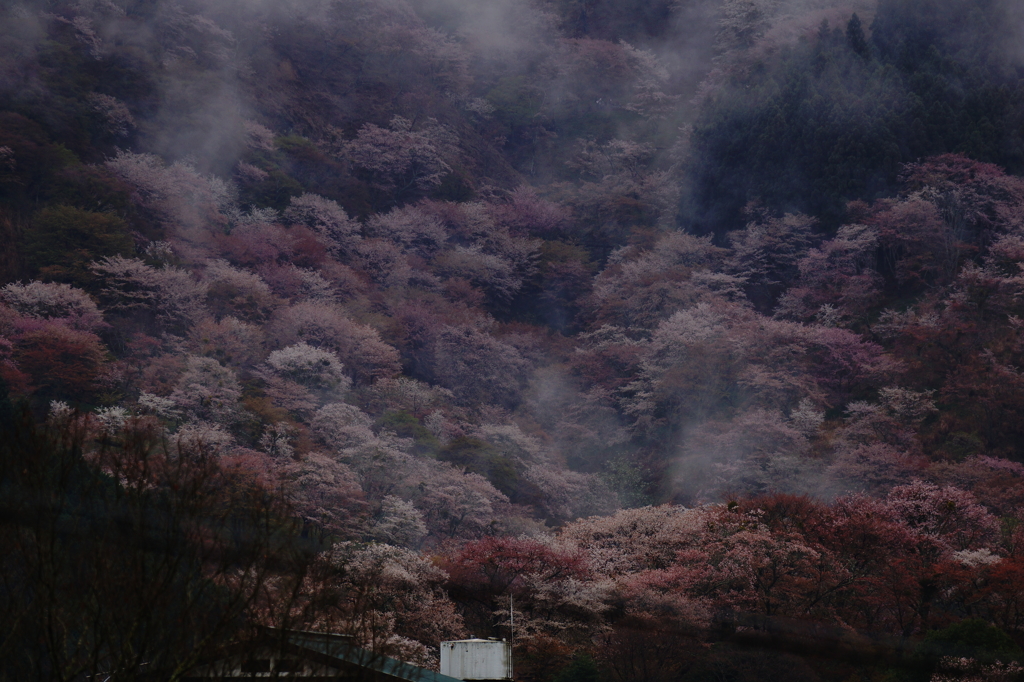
509, 595, 514, 681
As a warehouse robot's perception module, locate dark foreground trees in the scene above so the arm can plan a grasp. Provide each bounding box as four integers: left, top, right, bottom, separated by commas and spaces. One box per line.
0, 394, 315, 682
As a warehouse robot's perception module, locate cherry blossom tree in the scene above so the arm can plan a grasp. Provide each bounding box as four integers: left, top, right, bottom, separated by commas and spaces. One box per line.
827, 442, 928, 496
901, 154, 1024, 239
268, 303, 401, 384
255, 343, 351, 417
0, 331, 31, 397
431, 246, 525, 304
104, 151, 230, 239
404, 461, 511, 541
345, 116, 456, 202
558, 505, 711, 577
885, 480, 999, 555
489, 186, 571, 236
173, 420, 235, 458
586, 232, 734, 329
283, 452, 367, 539
558, 39, 674, 120
187, 316, 266, 368
523, 465, 618, 522
402, 25, 471, 95
12, 323, 107, 402
153, 4, 236, 67
91, 256, 209, 333
471, 422, 616, 521
553, 151, 679, 246
365, 204, 448, 258
810, 494, 943, 636
203, 260, 279, 323
775, 222, 883, 326
872, 195, 952, 292
215, 211, 303, 270
929, 456, 1024, 520
353, 238, 414, 289
715, 0, 783, 53
1, 281, 105, 331
265, 343, 350, 392
86, 92, 134, 137
819, 383, 941, 494
284, 193, 362, 257
424, 325, 532, 409
672, 408, 819, 503
620, 302, 743, 433
690, 525, 833, 619
727, 212, 817, 312
441, 534, 597, 640
362, 377, 454, 416
800, 325, 899, 406
242, 120, 275, 151
448, 532, 593, 593
307, 542, 466, 666
364, 495, 428, 548
355, 12, 471, 98
570, 139, 658, 183
310, 402, 377, 450
169, 356, 242, 424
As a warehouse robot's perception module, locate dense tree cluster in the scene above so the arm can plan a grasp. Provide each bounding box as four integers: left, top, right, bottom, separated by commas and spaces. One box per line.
6, 0, 1024, 679
685, 0, 1024, 234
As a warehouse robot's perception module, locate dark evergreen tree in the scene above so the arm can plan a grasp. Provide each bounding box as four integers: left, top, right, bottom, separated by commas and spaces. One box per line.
846, 13, 868, 57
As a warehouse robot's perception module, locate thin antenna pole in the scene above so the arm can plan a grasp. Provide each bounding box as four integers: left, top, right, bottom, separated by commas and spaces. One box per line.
509, 595, 514, 681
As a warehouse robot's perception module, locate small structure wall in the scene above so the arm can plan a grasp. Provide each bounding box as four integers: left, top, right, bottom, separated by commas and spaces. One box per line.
439, 640, 511, 681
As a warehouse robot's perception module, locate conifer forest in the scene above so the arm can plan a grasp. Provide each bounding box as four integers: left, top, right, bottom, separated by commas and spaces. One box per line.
6, 0, 1024, 679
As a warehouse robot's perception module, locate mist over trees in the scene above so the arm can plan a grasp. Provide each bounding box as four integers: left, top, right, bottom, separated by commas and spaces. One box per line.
5, 0, 1024, 679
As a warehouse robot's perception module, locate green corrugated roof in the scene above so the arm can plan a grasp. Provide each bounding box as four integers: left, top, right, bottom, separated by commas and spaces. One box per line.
286, 631, 465, 682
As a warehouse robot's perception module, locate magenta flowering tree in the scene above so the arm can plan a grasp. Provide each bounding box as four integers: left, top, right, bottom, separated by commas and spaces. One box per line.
1, 281, 105, 331
345, 116, 457, 202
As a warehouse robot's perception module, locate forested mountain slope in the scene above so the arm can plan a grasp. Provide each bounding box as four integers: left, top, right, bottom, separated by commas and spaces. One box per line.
5, 0, 1024, 679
